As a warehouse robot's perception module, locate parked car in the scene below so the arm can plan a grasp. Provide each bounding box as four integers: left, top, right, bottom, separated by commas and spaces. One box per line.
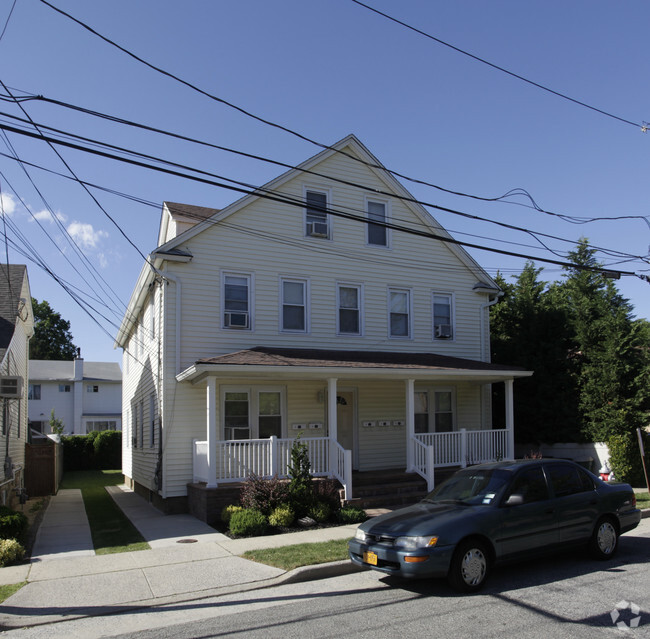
348, 459, 641, 592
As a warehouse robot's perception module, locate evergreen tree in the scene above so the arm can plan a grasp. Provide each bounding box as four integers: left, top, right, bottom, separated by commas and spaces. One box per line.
490, 263, 579, 443
30, 298, 78, 360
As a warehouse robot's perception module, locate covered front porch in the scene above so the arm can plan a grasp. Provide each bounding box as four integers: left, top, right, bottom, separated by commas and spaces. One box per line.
181, 347, 531, 505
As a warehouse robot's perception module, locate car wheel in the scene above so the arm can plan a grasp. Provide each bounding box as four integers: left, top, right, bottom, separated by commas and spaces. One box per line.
448, 539, 489, 593
590, 517, 618, 560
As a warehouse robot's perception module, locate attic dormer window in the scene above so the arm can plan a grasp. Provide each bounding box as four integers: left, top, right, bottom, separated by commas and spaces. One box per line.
305, 189, 329, 239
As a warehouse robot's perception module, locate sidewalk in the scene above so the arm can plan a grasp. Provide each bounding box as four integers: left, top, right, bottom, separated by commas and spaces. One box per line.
0, 486, 363, 629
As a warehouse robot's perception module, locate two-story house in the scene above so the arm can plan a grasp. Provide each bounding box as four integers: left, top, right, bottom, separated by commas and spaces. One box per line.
115, 135, 531, 520
0, 264, 34, 503
28, 358, 122, 435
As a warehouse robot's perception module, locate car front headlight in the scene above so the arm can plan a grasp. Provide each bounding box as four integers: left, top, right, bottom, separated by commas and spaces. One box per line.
394, 535, 438, 550
355, 528, 368, 542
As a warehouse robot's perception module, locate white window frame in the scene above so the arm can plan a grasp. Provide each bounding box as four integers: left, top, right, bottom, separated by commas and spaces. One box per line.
222, 271, 253, 330
365, 197, 390, 248
59, 384, 71, 393
303, 186, 332, 240
28, 384, 41, 400
280, 277, 309, 333
87, 385, 99, 393
149, 393, 156, 448
388, 287, 412, 339
221, 385, 286, 440
337, 282, 363, 336
432, 292, 455, 341
414, 387, 456, 433
149, 291, 156, 340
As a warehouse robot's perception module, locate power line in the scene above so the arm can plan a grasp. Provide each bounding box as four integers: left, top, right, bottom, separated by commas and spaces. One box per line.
36, 0, 646, 228
0, 120, 640, 279
5, 91, 649, 232
350, 0, 645, 131
0, 113, 646, 267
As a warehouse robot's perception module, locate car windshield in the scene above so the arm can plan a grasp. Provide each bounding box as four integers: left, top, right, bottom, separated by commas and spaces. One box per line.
423, 468, 511, 506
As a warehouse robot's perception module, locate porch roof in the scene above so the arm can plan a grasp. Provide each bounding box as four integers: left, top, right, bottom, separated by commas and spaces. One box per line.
177, 347, 532, 384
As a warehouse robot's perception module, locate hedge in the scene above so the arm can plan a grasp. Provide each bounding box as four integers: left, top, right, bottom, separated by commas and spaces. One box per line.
62, 431, 122, 471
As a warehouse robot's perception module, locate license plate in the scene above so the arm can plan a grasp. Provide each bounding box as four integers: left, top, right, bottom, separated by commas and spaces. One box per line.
363, 550, 378, 566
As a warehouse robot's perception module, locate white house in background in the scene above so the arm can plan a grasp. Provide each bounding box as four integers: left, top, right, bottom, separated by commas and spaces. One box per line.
0, 264, 34, 497
28, 358, 122, 435
115, 134, 532, 519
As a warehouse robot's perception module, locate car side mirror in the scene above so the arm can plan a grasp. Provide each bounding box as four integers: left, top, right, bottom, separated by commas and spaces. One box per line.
504, 494, 524, 507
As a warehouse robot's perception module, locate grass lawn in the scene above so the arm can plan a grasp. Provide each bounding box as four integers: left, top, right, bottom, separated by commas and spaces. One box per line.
60, 470, 149, 555
0, 582, 26, 604
241, 538, 351, 571
636, 492, 650, 508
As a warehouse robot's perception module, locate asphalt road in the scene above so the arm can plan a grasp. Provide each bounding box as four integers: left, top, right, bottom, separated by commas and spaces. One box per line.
6, 518, 650, 639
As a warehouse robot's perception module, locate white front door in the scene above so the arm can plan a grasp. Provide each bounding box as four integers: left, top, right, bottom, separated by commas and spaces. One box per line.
336, 390, 358, 469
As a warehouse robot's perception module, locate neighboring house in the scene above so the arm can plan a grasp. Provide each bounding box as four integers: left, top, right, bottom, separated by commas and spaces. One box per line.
115, 134, 532, 519
0, 264, 34, 503
28, 358, 122, 435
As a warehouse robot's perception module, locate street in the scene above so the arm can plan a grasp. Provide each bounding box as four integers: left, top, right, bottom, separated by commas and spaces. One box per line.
5, 517, 650, 639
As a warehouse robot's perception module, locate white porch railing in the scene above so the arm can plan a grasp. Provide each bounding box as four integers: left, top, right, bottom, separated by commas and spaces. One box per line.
193, 436, 349, 493
331, 439, 352, 501
412, 428, 510, 488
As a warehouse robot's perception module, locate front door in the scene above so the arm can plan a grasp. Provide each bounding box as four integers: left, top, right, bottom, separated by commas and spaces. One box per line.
336, 391, 357, 469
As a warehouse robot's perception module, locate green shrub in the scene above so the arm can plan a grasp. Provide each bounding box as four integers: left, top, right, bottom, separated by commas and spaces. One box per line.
93, 431, 122, 469
269, 504, 295, 528
337, 506, 367, 525
287, 437, 313, 517
312, 479, 342, 512
608, 431, 649, 486
62, 434, 95, 471
240, 474, 290, 515
229, 509, 268, 537
308, 501, 332, 523
0, 539, 25, 567
221, 504, 243, 524
0, 506, 28, 543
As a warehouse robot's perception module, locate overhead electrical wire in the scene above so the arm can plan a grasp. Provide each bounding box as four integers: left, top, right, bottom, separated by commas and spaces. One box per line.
3, 91, 649, 231
350, 0, 645, 131
36, 0, 649, 227
0, 119, 641, 279
0, 111, 646, 266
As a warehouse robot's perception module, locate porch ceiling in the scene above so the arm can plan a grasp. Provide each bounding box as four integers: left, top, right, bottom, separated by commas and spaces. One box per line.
177, 347, 533, 385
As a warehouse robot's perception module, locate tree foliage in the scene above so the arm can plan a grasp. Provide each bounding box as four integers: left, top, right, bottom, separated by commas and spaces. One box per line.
30, 298, 78, 360
491, 240, 650, 445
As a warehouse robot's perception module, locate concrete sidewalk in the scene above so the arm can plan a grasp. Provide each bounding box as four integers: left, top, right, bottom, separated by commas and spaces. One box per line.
0, 486, 362, 630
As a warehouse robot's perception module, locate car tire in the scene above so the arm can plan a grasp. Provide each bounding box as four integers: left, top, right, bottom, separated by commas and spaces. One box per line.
590, 517, 619, 560
448, 539, 489, 593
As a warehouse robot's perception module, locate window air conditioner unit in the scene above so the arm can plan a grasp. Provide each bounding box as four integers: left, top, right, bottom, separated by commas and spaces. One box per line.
224, 312, 249, 328
435, 324, 453, 339
0, 376, 23, 398
307, 221, 329, 238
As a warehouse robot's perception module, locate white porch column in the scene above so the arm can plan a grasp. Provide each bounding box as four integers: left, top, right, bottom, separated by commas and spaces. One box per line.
206, 377, 218, 488
327, 378, 338, 469
505, 378, 515, 460
405, 378, 415, 471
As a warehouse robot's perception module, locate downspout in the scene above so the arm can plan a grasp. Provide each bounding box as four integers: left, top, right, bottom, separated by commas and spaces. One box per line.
480, 291, 503, 430
159, 270, 182, 376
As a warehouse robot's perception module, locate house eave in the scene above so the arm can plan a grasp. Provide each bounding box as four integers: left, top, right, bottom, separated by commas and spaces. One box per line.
177, 363, 533, 385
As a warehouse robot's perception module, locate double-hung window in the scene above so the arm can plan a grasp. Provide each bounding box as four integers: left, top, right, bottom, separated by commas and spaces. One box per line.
28, 384, 41, 400
223, 273, 251, 329
414, 389, 455, 433
304, 189, 329, 239
338, 284, 361, 335
433, 293, 454, 340
223, 387, 284, 440
389, 288, 411, 338
59, 384, 71, 393
367, 200, 388, 247
281, 279, 307, 332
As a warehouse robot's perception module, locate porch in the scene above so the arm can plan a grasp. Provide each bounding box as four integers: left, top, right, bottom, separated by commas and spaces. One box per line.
192, 427, 511, 502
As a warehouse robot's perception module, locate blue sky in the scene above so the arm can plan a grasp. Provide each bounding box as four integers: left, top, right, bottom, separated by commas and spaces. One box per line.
1, 0, 648, 364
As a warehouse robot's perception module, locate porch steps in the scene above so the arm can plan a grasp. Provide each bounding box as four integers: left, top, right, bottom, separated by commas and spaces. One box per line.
344, 471, 428, 510
344, 468, 460, 510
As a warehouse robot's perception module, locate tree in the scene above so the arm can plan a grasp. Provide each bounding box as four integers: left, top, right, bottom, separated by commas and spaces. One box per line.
558, 240, 649, 442
490, 263, 579, 444
30, 298, 78, 360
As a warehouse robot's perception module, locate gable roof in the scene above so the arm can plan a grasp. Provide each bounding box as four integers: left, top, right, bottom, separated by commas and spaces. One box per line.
0, 264, 28, 361
116, 134, 499, 347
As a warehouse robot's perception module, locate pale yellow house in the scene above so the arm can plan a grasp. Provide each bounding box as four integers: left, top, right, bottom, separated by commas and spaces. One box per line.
115, 135, 531, 519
